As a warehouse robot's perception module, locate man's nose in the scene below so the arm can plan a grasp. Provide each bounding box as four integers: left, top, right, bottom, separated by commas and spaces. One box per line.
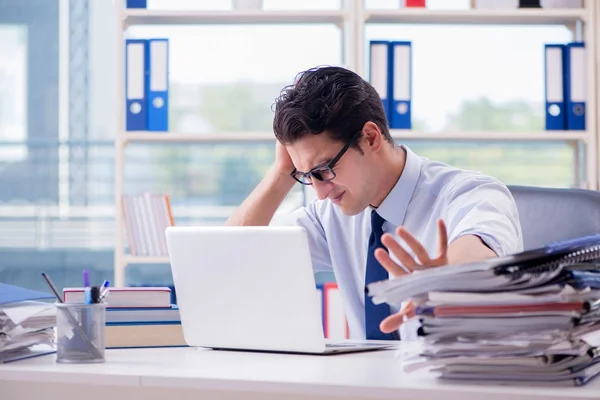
312, 179, 333, 201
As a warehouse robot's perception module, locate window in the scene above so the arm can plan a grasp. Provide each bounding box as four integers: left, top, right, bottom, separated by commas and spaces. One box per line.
0, 0, 592, 292
122, 22, 342, 221
0, 26, 27, 163
365, 22, 579, 187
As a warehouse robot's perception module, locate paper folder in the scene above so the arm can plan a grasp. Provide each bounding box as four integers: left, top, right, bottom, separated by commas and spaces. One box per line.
390, 41, 412, 130
125, 39, 148, 131
0, 283, 54, 305
146, 39, 169, 132
126, 0, 147, 8
565, 42, 586, 131
369, 41, 391, 126
544, 44, 566, 131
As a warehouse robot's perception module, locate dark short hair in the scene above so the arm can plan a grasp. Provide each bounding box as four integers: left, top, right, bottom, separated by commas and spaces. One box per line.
272, 66, 394, 151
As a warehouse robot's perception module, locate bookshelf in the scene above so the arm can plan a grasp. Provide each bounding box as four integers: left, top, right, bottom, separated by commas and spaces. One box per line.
121, 9, 347, 26
121, 130, 590, 145
363, 8, 588, 25
113, 0, 598, 287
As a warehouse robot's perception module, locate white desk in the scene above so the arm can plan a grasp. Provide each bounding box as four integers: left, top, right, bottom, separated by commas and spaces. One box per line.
1, 344, 599, 400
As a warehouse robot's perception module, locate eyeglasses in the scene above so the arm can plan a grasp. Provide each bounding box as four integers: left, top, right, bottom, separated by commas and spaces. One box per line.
290, 134, 358, 186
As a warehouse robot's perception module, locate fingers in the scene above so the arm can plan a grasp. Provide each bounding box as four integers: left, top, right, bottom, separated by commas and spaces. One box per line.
374, 248, 410, 277
437, 218, 448, 258
378, 222, 449, 274
396, 227, 430, 265
381, 233, 418, 271
379, 302, 415, 333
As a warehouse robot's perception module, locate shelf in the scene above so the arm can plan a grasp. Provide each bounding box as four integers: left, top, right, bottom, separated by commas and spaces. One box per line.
122, 9, 346, 26
365, 8, 588, 25
390, 130, 590, 142
121, 132, 277, 145
124, 255, 170, 266
121, 130, 590, 145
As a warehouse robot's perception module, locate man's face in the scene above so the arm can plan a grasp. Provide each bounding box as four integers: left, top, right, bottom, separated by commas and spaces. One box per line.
287, 133, 376, 216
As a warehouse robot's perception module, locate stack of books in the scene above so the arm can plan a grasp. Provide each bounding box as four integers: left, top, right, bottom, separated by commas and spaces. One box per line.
122, 192, 174, 257
367, 234, 600, 387
63, 286, 185, 348
0, 283, 56, 363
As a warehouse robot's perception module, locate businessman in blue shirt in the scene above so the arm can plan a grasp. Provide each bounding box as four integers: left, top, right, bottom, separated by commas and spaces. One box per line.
226, 66, 523, 340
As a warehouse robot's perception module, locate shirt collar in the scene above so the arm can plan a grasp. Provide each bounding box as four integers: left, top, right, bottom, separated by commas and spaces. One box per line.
371, 145, 422, 227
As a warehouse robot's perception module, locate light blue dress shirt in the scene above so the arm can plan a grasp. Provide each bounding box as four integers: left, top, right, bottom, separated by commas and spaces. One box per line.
276, 145, 523, 340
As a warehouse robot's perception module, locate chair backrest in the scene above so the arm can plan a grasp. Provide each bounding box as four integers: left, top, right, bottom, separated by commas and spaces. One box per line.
507, 185, 600, 250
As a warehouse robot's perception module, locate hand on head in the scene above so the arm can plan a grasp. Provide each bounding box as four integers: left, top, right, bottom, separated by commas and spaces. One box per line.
273, 141, 295, 176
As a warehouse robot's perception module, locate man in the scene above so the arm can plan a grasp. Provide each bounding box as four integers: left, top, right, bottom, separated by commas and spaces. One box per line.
225, 65, 523, 340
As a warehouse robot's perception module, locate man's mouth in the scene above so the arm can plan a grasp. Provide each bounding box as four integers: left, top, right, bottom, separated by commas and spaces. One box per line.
330, 191, 345, 205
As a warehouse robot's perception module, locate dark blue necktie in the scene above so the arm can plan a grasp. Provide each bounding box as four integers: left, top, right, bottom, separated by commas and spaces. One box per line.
365, 210, 400, 340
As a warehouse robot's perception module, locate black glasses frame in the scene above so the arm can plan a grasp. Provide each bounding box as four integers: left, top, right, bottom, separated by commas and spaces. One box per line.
290, 131, 361, 186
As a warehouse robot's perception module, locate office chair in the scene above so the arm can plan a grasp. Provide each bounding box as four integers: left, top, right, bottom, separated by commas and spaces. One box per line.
507, 185, 600, 250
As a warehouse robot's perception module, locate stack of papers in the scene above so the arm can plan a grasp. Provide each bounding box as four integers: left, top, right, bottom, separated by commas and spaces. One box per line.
366, 236, 600, 387
0, 283, 57, 363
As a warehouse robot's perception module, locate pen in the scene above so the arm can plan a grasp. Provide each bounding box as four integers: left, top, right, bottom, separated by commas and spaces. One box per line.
40, 272, 103, 358
100, 280, 109, 296
83, 269, 91, 304
91, 286, 101, 304
41, 272, 64, 303
99, 280, 111, 303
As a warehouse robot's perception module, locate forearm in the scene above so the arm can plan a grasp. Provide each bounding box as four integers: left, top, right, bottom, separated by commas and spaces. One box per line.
225, 167, 296, 226
447, 234, 497, 265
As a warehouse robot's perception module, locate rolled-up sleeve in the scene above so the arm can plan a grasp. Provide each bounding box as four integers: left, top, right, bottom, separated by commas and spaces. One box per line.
271, 201, 333, 273
442, 176, 523, 257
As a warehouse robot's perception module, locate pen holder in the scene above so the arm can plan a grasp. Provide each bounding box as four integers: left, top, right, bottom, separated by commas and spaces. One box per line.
55, 302, 106, 364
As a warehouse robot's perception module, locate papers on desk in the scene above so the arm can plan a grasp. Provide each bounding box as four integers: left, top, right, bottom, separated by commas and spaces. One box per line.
0, 301, 56, 362
0, 283, 57, 363
367, 234, 600, 387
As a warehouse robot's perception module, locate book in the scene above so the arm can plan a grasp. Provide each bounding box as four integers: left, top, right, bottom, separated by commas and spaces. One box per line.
105, 322, 186, 348
106, 305, 180, 324
63, 286, 172, 308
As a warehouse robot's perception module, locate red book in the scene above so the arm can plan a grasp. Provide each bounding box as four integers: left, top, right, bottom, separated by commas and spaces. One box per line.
432, 301, 585, 317
322, 283, 350, 339
405, 0, 426, 6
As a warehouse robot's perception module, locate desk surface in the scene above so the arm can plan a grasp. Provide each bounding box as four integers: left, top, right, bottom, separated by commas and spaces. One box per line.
2, 343, 600, 400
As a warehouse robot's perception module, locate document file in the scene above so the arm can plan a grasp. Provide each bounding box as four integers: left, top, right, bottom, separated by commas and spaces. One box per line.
565, 42, 586, 131
0, 283, 56, 363
390, 41, 412, 130
125, 39, 148, 131
367, 233, 600, 386
0, 283, 54, 305
369, 41, 391, 125
126, 0, 147, 7
544, 44, 566, 130
146, 39, 169, 131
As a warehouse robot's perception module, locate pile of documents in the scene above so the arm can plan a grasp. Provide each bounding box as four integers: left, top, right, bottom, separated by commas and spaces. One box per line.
0, 283, 57, 363
367, 234, 600, 387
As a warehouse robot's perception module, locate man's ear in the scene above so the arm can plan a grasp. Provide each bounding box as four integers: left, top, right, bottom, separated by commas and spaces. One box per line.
362, 121, 384, 152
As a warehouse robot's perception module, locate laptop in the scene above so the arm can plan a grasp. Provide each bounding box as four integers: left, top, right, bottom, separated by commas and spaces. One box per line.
165, 225, 394, 355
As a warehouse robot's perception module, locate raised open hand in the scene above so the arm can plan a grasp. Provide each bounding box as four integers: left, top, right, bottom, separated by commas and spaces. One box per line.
374, 219, 448, 333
